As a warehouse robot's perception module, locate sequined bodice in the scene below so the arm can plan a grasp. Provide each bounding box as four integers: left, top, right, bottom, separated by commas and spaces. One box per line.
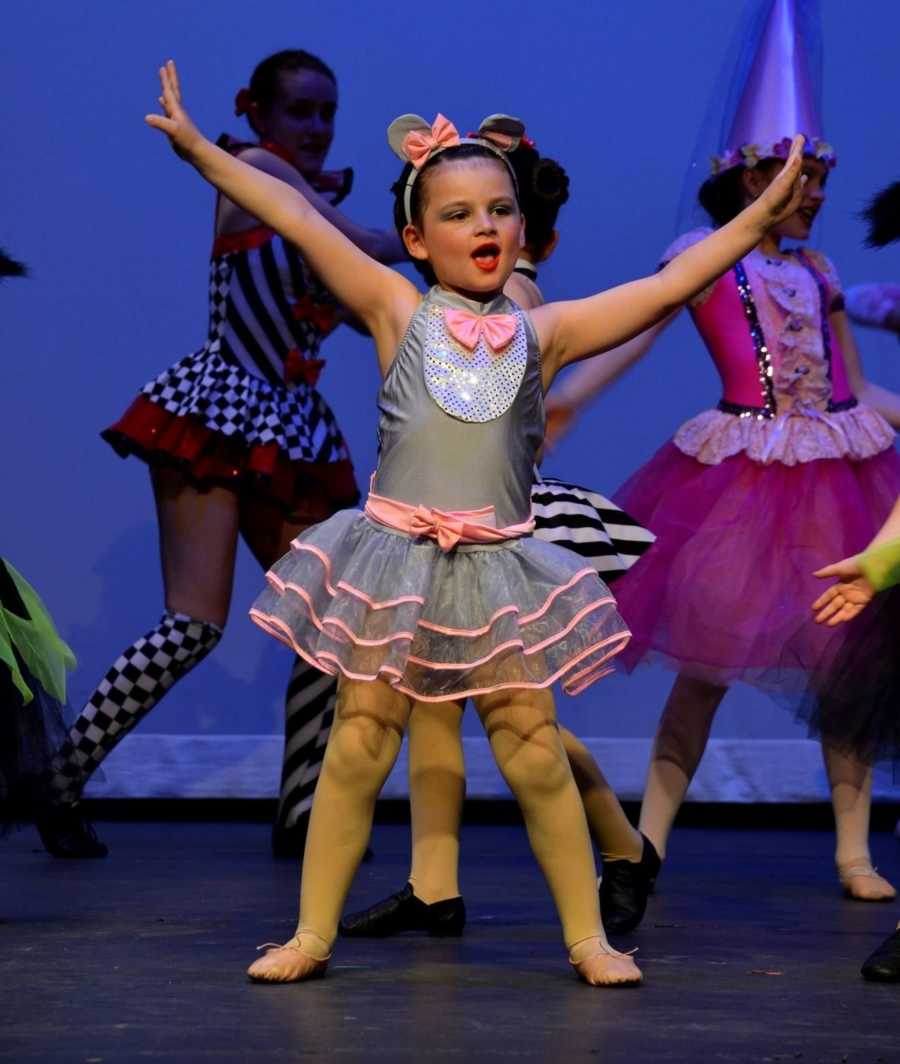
373, 286, 544, 526
660, 229, 893, 467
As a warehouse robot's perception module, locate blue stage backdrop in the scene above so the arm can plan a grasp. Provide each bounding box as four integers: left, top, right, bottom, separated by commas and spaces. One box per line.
3, 1, 900, 801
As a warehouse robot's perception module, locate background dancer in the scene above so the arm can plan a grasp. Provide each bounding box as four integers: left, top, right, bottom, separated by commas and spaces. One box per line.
39, 49, 404, 858
543, 0, 900, 908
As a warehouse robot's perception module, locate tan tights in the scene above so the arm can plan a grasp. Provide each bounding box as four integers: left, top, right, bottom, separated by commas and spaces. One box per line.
406, 706, 641, 904
296, 678, 608, 952
638, 673, 885, 877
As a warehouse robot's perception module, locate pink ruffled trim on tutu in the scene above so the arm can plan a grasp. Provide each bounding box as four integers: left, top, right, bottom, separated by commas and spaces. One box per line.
265, 553, 616, 656
289, 542, 426, 609
248, 605, 626, 701
249, 508, 631, 701
277, 548, 603, 638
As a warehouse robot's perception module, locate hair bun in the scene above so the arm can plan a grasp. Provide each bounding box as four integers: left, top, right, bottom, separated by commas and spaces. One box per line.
531, 158, 570, 207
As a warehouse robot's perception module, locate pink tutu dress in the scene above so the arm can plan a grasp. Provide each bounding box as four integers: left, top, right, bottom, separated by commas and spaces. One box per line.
251, 285, 630, 702
612, 229, 900, 687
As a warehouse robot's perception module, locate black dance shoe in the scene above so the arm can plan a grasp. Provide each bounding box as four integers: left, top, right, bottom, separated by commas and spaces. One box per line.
861, 926, 900, 982
37, 804, 108, 859
600, 833, 661, 935
339, 883, 466, 938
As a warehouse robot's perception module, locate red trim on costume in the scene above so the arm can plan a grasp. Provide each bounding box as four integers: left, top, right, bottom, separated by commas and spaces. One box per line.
101, 395, 358, 518
212, 226, 277, 257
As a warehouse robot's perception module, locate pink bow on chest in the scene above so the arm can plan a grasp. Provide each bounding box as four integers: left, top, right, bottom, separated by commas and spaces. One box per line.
444, 308, 517, 353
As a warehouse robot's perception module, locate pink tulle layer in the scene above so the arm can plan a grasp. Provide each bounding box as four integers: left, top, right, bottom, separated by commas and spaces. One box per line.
611, 442, 900, 687
250, 509, 631, 702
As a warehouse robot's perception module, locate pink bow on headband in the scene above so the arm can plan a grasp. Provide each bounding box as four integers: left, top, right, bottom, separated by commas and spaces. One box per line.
403, 114, 461, 170
445, 308, 517, 353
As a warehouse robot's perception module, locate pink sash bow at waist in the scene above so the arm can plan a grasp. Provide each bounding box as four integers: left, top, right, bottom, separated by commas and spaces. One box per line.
364, 485, 534, 553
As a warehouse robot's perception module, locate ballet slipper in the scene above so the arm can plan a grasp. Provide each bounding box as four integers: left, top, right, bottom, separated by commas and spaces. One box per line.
838, 860, 897, 902
247, 931, 332, 983
568, 936, 642, 987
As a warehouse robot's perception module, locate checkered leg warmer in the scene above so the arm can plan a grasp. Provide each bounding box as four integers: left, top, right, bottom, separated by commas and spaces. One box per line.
49, 611, 222, 805
275, 659, 336, 830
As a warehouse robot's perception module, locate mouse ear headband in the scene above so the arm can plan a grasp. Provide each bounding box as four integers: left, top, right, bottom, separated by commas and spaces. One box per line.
387, 113, 525, 223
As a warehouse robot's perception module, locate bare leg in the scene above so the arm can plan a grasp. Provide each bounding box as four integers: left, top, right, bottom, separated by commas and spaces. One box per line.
153, 466, 241, 627
407, 700, 466, 904
248, 678, 411, 982
474, 688, 640, 986
824, 742, 896, 901
559, 726, 642, 863
638, 674, 728, 859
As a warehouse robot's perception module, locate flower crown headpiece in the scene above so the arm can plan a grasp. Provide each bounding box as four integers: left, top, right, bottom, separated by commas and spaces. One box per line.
387, 113, 525, 224
711, 135, 837, 176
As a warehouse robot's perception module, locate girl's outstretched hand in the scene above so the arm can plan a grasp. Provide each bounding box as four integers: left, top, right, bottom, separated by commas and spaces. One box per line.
811, 555, 875, 626
755, 134, 807, 228
145, 60, 203, 161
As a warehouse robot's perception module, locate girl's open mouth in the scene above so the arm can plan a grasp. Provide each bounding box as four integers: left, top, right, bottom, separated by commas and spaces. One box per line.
472, 243, 501, 272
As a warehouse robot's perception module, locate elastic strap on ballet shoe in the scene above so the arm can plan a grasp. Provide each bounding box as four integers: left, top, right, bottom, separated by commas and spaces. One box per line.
255, 932, 333, 962
567, 935, 638, 965
838, 859, 880, 884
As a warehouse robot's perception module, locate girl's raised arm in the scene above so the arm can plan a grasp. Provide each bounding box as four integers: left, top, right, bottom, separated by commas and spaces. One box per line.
146, 61, 419, 363
534, 136, 808, 383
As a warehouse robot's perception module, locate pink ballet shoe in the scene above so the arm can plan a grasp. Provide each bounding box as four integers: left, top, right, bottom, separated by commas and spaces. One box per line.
838, 861, 897, 903
568, 937, 642, 987
247, 932, 331, 983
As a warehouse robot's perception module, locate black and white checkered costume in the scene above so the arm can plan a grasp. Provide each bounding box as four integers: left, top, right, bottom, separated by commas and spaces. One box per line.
50, 611, 223, 805
52, 161, 352, 814
139, 235, 350, 465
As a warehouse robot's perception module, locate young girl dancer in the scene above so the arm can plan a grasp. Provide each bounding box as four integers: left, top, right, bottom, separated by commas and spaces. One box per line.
40, 50, 404, 859
340, 136, 657, 942
543, 0, 900, 906
146, 59, 806, 985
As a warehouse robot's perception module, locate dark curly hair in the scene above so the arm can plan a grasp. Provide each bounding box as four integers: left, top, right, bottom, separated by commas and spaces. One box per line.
0, 248, 27, 280
242, 50, 336, 136
508, 142, 569, 257
861, 181, 900, 248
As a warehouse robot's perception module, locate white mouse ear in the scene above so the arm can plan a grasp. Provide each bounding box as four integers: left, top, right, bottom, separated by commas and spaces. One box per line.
386, 114, 433, 163
476, 114, 525, 153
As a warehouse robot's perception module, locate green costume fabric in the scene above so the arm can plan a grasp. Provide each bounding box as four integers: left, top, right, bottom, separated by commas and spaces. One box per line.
0, 560, 76, 704
858, 537, 900, 593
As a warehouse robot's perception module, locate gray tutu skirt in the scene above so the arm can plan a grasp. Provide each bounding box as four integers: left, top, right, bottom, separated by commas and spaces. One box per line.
250, 510, 631, 702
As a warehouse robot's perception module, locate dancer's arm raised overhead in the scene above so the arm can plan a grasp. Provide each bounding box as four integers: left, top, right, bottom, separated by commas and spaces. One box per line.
146, 61, 419, 371
533, 135, 808, 383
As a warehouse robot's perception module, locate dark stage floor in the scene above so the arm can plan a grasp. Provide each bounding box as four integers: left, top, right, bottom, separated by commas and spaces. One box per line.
1, 820, 899, 1063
